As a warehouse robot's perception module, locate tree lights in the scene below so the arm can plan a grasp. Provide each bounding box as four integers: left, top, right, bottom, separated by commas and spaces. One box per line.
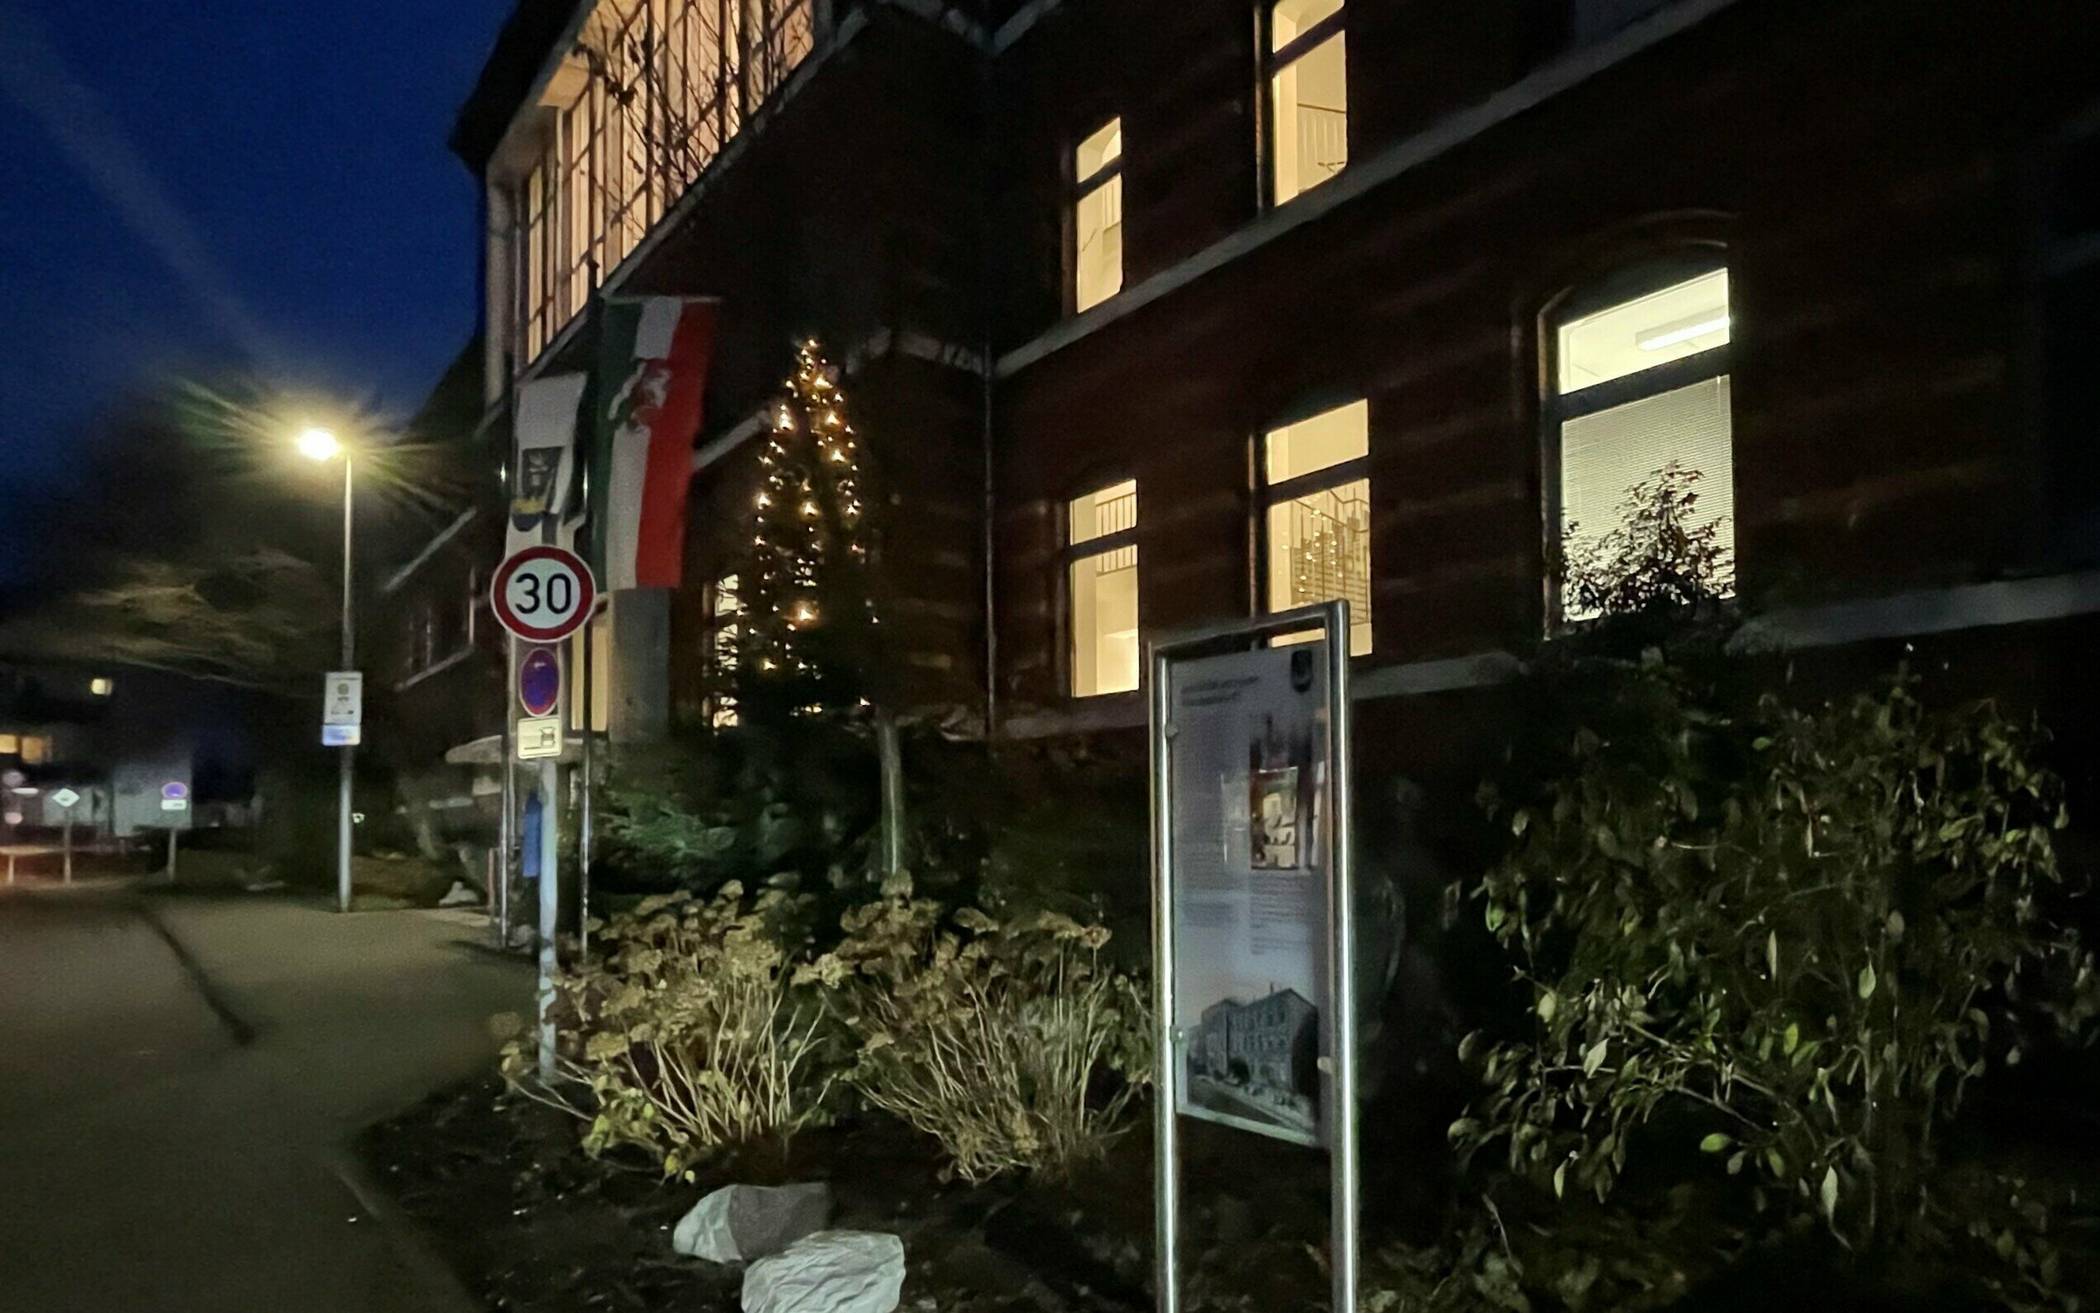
739, 338, 876, 710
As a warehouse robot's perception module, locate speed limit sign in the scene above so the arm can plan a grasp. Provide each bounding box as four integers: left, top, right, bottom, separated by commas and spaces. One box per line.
491, 545, 598, 643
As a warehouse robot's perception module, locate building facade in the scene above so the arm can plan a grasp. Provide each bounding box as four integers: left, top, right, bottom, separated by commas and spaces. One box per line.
452, 0, 2100, 786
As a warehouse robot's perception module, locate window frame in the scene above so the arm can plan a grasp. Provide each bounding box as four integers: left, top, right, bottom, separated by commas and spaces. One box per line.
1539, 255, 1735, 628
1067, 116, 1126, 315
1258, 0, 1349, 210
1254, 397, 1373, 652
1060, 477, 1142, 699
703, 571, 744, 728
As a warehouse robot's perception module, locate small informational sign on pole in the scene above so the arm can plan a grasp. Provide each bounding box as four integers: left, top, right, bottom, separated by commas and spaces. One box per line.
160, 781, 190, 813
1149, 602, 1357, 1313
52, 786, 81, 885
516, 716, 564, 761
322, 671, 364, 747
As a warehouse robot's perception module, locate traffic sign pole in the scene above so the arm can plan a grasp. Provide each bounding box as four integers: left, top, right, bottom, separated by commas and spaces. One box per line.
492, 543, 596, 1086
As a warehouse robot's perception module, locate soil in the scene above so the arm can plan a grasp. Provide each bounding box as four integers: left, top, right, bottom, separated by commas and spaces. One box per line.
358, 1076, 1344, 1313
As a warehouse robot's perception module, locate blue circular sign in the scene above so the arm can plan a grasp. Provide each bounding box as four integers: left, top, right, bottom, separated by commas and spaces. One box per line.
518, 646, 562, 717
161, 781, 189, 802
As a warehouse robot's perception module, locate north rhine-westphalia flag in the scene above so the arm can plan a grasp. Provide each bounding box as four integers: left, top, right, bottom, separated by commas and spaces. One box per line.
591, 297, 718, 590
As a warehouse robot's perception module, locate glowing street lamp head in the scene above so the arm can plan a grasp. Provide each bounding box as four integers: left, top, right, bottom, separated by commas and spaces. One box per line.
296, 426, 343, 462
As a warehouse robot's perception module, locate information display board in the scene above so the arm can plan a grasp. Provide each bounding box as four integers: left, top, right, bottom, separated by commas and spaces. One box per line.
1149, 601, 1357, 1313
1167, 643, 1331, 1146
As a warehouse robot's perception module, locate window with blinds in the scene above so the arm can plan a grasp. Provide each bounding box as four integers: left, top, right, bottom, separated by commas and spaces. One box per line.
1548, 266, 1735, 620
1066, 480, 1140, 697
1261, 400, 1373, 655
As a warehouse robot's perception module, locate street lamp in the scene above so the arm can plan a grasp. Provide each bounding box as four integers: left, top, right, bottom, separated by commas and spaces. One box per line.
298, 425, 355, 914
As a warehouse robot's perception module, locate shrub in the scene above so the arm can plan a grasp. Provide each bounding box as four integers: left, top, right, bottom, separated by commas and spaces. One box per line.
804, 873, 1152, 1183
1454, 669, 2100, 1307
503, 883, 839, 1178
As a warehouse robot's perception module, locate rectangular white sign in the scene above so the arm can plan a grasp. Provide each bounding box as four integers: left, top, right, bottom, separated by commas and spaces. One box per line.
323, 671, 364, 727
1167, 642, 1331, 1147
516, 716, 564, 760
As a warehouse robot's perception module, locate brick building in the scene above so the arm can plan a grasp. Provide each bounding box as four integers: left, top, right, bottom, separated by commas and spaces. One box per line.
450, 0, 2100, 785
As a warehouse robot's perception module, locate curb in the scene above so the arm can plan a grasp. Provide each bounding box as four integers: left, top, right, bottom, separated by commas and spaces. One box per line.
130, 897, 260, 1047
327, 1145, 487, 1313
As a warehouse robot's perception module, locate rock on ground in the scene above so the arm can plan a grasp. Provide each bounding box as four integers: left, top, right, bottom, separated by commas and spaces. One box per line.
675, 1182, 834, 1264
742, 1231, 905, 1313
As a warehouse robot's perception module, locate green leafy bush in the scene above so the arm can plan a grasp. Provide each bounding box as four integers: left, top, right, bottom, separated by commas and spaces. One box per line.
802, 873, 1152, 1183
1453, 667, 2099, 1305
503, 883, 840, 1177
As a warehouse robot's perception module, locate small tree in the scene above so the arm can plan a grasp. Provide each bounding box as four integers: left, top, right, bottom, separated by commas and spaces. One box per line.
737, 338, 879, 714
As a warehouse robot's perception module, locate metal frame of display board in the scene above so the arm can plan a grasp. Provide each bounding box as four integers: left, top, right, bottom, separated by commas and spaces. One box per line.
1148, 599, 1358, 1313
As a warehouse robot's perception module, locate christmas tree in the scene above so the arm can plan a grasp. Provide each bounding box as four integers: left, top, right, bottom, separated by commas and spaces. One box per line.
739, 338, 877, 713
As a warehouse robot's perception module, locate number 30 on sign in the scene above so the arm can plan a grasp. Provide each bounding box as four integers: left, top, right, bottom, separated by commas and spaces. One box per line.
491, 546, 598, 643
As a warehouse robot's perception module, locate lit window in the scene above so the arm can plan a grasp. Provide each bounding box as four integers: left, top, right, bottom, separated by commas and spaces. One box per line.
1066, 481, 1140, 697
1072, 118, 1124, 313
1548, 265, 1735, 620
1261, 401, 1372, 655
21, 736, 52, 765
514, 0, 817, 365
89, 677, 114, 697
0, 734, 17, 755
709, 573, 743, 728
1265, 0, 1348, 206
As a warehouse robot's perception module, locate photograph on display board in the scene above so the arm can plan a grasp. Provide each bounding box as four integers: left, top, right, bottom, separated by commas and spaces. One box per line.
1170, 643, 1330, 1145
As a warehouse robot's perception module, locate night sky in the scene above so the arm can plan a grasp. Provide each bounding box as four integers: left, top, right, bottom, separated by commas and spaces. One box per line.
0, 1, 514, 574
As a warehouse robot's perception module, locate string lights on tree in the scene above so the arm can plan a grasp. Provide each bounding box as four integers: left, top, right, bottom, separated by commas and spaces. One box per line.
741, 338, 876, 707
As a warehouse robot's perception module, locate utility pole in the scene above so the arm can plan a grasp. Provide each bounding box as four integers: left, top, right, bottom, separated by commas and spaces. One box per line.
337, 454, 356, 914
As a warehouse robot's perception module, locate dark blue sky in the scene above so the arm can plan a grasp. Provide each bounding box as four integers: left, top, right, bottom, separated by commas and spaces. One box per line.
0, 0, 513, 562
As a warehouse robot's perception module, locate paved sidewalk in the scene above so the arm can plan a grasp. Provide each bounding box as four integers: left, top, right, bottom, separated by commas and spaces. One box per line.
0, 888, 527, 1313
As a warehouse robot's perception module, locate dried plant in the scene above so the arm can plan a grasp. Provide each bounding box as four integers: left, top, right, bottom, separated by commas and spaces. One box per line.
803, 873, 1152, 1183
501, 883, 839, 1178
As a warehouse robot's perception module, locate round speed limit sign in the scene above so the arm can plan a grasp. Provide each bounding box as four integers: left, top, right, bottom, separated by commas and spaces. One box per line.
491, 545, 598, 643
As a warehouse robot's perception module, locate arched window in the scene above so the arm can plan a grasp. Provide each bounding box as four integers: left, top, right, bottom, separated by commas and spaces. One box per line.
1543, 259, 1735, 620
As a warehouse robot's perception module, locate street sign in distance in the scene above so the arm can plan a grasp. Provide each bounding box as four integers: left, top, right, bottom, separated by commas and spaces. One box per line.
516, 716, 564, 761
491, 546, 597, 644
51, 787, 82, 809
322, 725, 363, 747
518, 646, 563, 718
323, 672, 364, 727
161, 782, 189, 802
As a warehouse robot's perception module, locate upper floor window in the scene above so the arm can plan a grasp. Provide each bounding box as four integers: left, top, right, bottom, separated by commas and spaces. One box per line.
1546, 264, 1735, 620
1067, 480, 1140, 697
515, 0, 817, 364
1072, 118, 1125, 313
88, 677, 114, 697
1260, 400, 1372, 655
1265, 0, 1348, 206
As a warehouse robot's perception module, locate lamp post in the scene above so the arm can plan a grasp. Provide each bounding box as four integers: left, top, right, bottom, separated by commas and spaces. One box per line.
298, 425, 356, 914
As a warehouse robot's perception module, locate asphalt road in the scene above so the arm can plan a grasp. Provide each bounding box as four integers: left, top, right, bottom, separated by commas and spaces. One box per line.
0, 886, 528, 1313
